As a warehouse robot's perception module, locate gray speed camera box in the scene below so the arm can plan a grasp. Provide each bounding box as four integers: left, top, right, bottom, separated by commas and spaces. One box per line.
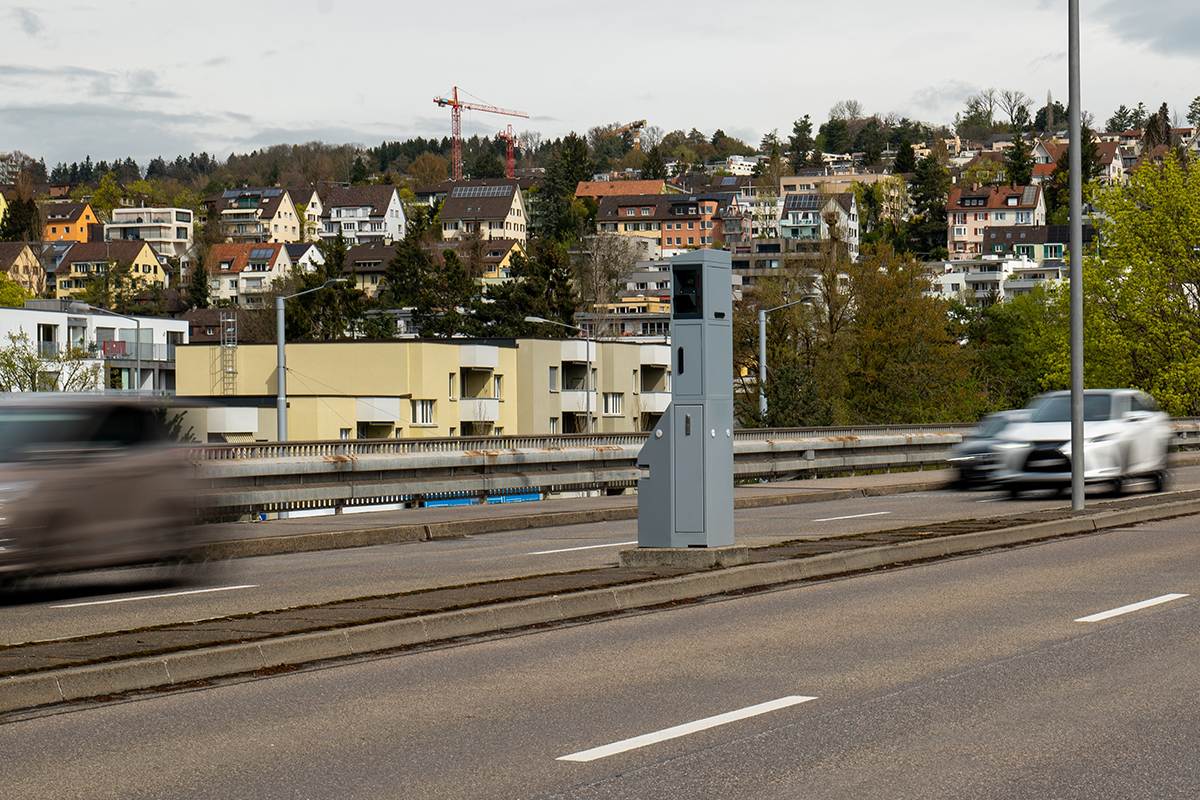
636, 249, 734, 548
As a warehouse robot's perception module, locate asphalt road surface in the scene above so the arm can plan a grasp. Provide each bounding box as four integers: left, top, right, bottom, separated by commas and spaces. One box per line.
2, 513, 1198, 799
3, 466, 1198, 647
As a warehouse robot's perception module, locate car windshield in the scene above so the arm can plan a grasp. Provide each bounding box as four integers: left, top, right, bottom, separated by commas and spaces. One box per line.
1030, 394, 1113, 423
976, 414, 1011, 438
0, 407, 100, 459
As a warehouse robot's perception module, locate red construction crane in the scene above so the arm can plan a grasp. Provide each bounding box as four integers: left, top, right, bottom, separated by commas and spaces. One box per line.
433, 87, 529, 182
497, 124, 521, 179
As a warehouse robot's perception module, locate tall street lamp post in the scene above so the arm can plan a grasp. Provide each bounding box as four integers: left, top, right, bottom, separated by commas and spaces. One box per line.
525, 316, 592, 433
69, 302, 141, 394
758, 295, 818, 420
276, 279, 348, 443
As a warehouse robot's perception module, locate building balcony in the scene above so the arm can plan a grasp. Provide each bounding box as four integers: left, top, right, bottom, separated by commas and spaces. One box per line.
640, 343, 670, 367
636, 391, 671, 414
560, 390, 598, 415
458, 397, 499, 423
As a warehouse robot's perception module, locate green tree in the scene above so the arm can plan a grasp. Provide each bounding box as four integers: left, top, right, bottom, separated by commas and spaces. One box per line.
0, 274, 32, 307
382, 206, 437, 308
1142, 102, 1173, 151
842, 244, 986, 424
903, 154, 951, 256
816, 118, 852, 154
88, 173, 124, 221
187, 262, 211, 309
1039, 151, 1200, 415
892, 142, 917, 174
1188, 96, 1200, 127
1004, 134, 1035, 187
641, 144, 668, 180
788, 115, 818, 172
413, 249, 477, 337
473, 240, 579, 338
0, 195, 41, 242
350, 157, 369, 184
1045, 127, 1101, 224
955, 289, 1053, 410
81, 260, 144, 314
540, 133, 595, 243
466, 151, 505, 179
0, 330, 102, 392
287, 231, 365, 340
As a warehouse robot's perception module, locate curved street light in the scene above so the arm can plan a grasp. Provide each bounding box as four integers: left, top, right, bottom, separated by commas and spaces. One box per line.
276, 278, 348, 443
758, 294, 819, 419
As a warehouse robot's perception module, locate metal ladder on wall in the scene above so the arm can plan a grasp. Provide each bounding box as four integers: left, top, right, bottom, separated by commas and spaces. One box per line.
220, 311, 237, 395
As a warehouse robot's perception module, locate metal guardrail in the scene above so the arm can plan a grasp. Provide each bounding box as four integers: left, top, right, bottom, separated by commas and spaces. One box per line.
190, 420, 1200, 519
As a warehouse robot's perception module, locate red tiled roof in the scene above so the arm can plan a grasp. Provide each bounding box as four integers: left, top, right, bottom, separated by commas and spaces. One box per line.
575, 180, 667, 199
206, 242, 288, 274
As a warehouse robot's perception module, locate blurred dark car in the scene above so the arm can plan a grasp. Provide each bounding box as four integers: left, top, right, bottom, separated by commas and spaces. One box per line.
0, 397, 198, 583
948, 410, 1029, 489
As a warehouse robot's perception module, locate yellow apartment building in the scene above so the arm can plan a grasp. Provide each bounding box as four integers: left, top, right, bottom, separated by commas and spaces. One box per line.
175, 337, 672, 443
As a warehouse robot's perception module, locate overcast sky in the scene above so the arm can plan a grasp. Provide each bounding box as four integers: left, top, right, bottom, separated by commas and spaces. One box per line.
3, 0, 1199, 169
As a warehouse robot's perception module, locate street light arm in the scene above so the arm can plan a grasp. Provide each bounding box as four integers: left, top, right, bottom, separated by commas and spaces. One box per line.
281, 277, 348, 302
763, 293, 820, 315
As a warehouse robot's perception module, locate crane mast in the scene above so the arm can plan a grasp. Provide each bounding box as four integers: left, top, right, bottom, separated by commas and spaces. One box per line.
433, 86, 529, 181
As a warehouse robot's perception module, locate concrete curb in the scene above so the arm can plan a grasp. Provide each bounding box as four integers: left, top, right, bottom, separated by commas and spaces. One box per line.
6, 494, 1199, 716
197, 482, 944, 561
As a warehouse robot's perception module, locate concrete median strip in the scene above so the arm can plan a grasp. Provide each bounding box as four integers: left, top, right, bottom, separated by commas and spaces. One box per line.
5, 493, 1200, 717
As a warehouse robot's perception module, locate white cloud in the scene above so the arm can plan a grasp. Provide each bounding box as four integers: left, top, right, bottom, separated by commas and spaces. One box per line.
12, 7, 44, 37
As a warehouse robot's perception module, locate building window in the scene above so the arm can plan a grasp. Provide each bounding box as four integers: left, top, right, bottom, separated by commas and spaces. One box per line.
339, 428, 351, 440
549, 417, 558, 434
632, 369, 639, 394
449, 372, 457, 399
548, 365, 558, 392
603, 392, 623, 415
626, 208, 636, 216
493, 375, 503, 399
411, 399, 435, 425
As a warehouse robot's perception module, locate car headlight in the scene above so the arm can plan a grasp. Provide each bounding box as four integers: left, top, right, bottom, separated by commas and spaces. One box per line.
995, 442, 1027, 450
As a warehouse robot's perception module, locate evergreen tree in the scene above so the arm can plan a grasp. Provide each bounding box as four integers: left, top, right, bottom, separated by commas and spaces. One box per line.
892, 142, 917, 174
906, 154, 950, 256
187, 262, 211, 309
0, 196, 41, 242
1142, 102, 1173, 151
1004, 134, 1034, 187
540, 133, 595, 243
641, 144, 668, 180
788, 115, 817, 172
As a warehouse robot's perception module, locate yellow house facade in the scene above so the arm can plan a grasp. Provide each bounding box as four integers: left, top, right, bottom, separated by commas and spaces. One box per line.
53, 240, 165, 299
175, 337, 673, 442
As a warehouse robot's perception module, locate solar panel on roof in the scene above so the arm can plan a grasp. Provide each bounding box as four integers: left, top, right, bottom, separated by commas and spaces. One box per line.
249, 248, 273, 259
721, 177, 737, 186
222, 189, 240, 198
784, 194, 822, 209
263, 188, 282, 197
451, 185, 511, 198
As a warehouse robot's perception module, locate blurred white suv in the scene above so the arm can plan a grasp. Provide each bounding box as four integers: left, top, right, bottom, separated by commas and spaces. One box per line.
994, 389, 1172, 497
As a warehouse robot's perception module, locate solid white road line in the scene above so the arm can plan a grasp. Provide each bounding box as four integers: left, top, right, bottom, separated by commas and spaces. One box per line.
530, 541, 638, 555
812, 511, 892, 522
557, 695, 818, 762
51, 584, 259, 608
1075, 593, 1189, 623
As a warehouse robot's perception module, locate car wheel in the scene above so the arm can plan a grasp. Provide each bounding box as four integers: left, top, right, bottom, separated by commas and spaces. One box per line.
1007, 486, 1021, 499
1110, 474, 1127, 497
1153, 470, 1171, 493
